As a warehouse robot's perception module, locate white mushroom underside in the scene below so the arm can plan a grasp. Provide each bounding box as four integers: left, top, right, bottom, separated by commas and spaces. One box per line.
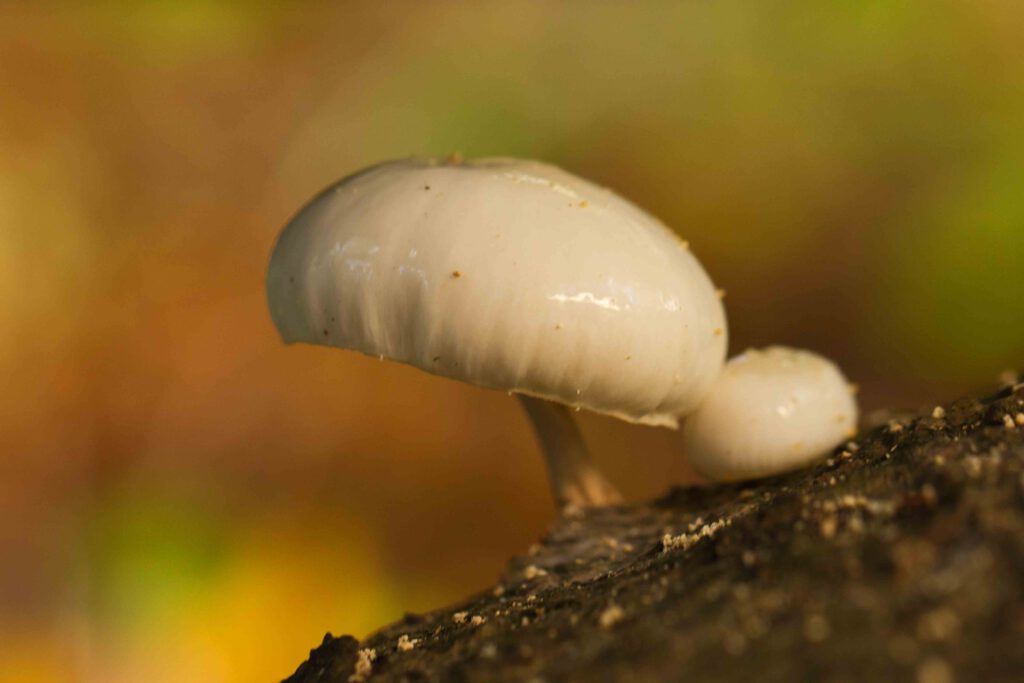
681, 347, 858, 481
266, 158, 727, 426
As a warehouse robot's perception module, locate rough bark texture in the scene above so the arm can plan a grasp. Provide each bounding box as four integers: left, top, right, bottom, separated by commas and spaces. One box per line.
285, 381, 1024, 683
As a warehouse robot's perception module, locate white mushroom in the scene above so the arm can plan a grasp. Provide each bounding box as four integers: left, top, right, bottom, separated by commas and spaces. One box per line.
266, 157, 727, 507
680, 346, 858, 482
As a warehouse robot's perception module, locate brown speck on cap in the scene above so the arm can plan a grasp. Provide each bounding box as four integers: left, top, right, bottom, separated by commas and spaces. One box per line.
424, 185, 431, 190
452, 270, 462, 278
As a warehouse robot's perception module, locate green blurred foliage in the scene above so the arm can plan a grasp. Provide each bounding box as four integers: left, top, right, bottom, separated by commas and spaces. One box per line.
876, 149, 1024, 379
84, 487, 231, 626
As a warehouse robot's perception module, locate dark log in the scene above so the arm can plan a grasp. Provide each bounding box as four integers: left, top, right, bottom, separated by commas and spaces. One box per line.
286, 381, 1024, 682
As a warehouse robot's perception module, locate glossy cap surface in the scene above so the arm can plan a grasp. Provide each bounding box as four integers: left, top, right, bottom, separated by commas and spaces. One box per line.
267, 158, 726, 426
682, 346, 858, 480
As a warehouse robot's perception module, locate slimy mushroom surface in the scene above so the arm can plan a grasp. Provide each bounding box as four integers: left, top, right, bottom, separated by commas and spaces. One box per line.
681, 346, 858, 482
267, 157, 726, 427
267, 156, 731, 507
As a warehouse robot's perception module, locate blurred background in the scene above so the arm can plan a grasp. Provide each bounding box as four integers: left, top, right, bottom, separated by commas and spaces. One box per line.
2, 1, 1022, 681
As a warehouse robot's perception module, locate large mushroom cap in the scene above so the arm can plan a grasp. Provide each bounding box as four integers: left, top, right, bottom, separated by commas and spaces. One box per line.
267, 157, 726, 427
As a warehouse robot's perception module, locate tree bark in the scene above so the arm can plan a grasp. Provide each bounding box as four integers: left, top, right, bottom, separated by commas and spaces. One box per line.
285, 381, 1024, 682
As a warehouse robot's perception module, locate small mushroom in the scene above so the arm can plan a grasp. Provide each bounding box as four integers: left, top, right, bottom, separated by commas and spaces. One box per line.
680, 346, 858, 482
266, 157, 727, 508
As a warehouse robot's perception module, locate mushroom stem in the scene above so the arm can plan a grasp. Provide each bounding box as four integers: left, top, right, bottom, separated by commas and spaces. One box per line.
517, 395, 623, 508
